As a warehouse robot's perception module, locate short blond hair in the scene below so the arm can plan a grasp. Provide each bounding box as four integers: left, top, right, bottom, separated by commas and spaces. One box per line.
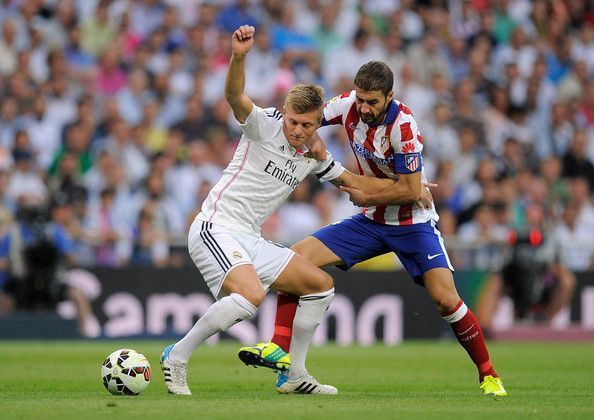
285, 84, 325, 115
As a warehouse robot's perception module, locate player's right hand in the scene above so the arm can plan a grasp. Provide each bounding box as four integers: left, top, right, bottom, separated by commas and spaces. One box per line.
232, 25, 255, 56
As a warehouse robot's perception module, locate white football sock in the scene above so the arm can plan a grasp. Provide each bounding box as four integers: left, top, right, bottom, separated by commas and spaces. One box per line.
169, 293, 257, 363
288, 288, 334, 380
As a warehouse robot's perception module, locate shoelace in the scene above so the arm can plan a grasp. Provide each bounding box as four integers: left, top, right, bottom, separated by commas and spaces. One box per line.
172, 361, 188, 387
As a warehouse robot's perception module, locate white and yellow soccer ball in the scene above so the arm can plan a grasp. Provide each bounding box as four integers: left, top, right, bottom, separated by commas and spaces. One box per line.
101, 348, 151, 396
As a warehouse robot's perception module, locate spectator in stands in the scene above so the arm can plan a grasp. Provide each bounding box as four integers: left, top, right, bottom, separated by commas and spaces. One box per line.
552, 201, 594, 271
476, 202, 576, 331
131, 202, 170, 267
0, 199, 94, 335
562, 130, 594, 191
6, 146, 47, 205
0, 0, 590, 275
84, 187, 132, 267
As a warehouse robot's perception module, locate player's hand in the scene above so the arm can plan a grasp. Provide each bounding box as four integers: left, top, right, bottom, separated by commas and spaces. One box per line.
305, 135, 327, 160
340, 185, 370, 207
231, 25, 255, 56
416, 183, 436, 210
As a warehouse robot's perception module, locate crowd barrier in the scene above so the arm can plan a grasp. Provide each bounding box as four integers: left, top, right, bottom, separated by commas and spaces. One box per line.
1, 268, 592, 341
85, 268, 594, 342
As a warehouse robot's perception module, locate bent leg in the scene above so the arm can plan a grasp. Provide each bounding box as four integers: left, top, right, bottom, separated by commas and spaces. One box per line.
271, 254, 334, 380
271, 253, 333, 296
291, 236, 343, 268
270, 219, 385, 351
170, 264, 261, 363
424, 268, 498, 382
267, 238, 339, 352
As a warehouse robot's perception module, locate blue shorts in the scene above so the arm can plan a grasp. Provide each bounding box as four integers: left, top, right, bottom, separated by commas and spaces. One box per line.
312, 214, 454, 283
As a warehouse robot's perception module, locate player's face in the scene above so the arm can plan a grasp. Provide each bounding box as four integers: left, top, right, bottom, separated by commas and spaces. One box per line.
355, 88, 393, 125
282, 107, 322, 148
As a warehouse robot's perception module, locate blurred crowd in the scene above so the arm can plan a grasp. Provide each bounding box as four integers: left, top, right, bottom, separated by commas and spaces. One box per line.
0, 0, 593, 275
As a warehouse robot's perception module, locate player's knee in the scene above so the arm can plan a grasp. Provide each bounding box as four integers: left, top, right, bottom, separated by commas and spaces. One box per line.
224, 281, 266, 307
310, 271, 333, 293
431, 289, 460, 313
241, 288, 265, 307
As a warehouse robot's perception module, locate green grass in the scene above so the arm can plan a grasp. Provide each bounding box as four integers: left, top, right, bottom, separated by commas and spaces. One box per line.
0, 341, 593, 419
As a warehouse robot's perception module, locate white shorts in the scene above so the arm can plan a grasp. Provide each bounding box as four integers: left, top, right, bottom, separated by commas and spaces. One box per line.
188, 218, 295, 298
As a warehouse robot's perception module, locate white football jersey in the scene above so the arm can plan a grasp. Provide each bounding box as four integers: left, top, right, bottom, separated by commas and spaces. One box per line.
198, 106, 344, 236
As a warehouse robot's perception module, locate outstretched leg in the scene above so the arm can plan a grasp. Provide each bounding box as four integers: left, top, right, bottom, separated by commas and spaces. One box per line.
163, 264, 261, 395
424, 268, 506, 397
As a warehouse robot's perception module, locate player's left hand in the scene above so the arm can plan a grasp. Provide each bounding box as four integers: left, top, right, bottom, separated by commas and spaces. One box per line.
416, 184, 435, 210
305, 134, 327, 160
340, 186, 369, 207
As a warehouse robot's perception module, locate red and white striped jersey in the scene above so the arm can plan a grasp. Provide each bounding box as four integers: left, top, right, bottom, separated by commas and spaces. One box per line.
323, 90, 438, 226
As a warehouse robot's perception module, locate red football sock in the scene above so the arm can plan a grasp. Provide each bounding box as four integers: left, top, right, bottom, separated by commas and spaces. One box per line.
271, 292, 299, 353
442, 299, 498, 382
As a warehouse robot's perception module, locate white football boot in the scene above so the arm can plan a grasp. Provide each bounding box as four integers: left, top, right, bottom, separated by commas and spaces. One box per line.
160, 344, 192, 395
277, 372, 338, 395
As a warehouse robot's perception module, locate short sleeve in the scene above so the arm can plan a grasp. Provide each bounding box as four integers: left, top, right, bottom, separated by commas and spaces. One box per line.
392, 115, 424, 174
322, 91, 354, 127
239, 106, 282, 141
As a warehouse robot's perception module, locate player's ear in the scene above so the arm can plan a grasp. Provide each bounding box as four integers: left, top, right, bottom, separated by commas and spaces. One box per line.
386, 90, 394, 103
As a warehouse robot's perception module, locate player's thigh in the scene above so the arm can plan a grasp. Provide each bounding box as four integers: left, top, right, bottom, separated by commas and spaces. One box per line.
188, 219, 260, 300
294, 215, 388, 269
291, 236, 342, 267
243, 237, 297, 296
271, 253, 333, 296
388, 221, 454, 282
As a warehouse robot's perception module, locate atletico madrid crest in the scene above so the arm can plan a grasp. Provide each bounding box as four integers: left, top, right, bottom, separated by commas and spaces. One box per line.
405, 153, 419, 172
380, 136, 390, 153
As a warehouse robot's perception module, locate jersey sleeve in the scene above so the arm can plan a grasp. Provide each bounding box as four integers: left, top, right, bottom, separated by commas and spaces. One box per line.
239, 106, 282, 142
392, 114, 424, 174
321, 91, 354, 127
312, 151, 345, 182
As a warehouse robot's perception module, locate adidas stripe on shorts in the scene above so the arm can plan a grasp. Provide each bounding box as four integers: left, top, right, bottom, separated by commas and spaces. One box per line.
188, 217, 295, 298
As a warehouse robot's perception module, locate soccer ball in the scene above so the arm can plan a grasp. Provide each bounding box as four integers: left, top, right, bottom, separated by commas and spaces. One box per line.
101, 348, 151, 396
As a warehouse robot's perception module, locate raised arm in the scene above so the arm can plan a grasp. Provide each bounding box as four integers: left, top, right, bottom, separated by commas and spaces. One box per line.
225, 25, 255, 123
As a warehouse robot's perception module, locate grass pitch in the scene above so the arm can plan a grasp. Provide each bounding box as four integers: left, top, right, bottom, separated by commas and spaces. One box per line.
0, 340, 593, 419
